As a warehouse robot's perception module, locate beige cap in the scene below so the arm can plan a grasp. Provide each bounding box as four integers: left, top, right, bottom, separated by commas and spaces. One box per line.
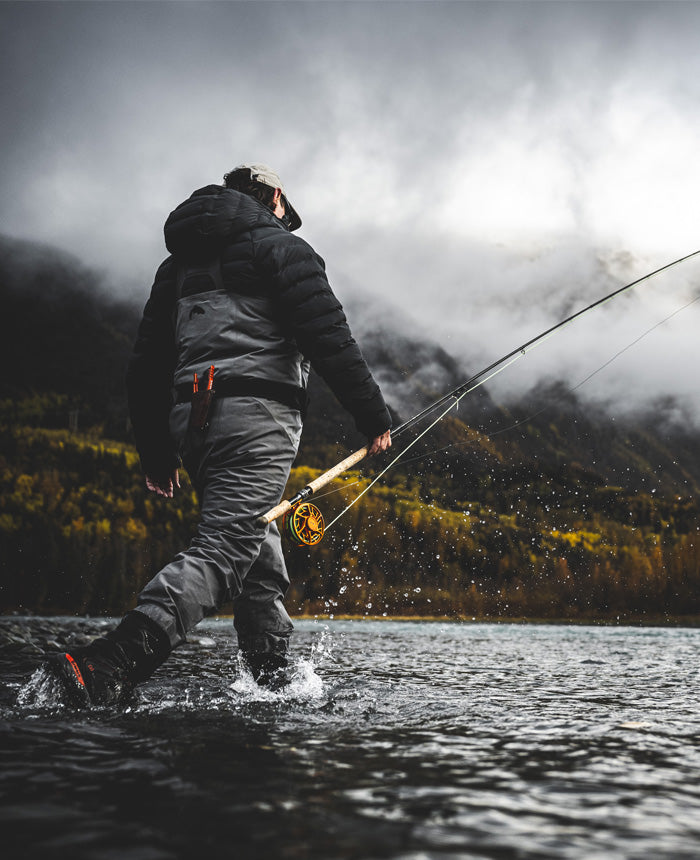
235, 163, 302, 231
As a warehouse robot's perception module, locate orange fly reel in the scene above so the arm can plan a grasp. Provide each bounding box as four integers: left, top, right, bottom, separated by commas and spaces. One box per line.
283, 502, 325, 546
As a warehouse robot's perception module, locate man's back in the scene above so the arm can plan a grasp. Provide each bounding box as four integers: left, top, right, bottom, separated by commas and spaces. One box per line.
128, 183, 391, 479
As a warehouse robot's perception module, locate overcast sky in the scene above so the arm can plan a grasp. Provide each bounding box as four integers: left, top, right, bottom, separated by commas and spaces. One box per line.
3, 0, 700, 419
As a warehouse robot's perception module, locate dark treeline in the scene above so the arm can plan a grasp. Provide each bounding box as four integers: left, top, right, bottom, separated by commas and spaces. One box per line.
2, 424, 700, 621
0, 234, 139, 438
2, 233, 700, 621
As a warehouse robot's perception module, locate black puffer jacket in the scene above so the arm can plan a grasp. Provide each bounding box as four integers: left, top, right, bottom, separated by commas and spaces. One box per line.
127, 185, 391, 476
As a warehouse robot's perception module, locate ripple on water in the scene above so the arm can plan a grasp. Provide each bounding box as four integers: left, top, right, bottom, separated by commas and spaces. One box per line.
3, 618, 700, 860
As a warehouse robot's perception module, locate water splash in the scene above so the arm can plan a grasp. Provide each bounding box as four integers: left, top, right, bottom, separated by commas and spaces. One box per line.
16, 665, 68, 710
309, 624, 337, 668
230, 654, 324, 702
12, 633, 331, 716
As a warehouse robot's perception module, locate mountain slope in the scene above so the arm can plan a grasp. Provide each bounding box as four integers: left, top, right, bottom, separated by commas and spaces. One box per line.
3, 232, 700, 502
2, 234, 700, 619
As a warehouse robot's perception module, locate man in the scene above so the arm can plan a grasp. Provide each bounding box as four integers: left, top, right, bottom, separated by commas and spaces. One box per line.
49, 163, 392, 706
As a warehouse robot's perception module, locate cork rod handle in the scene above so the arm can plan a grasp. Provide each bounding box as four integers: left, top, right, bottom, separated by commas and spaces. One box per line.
256, 446, 368, 527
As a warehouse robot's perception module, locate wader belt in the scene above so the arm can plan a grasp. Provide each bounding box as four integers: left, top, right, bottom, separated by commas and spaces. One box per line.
175, 376, 307, 414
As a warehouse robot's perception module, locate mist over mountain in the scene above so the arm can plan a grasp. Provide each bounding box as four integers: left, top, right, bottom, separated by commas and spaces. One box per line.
2, 233, 700, 500
0, 235, 140, 435
4, 1, 700, 432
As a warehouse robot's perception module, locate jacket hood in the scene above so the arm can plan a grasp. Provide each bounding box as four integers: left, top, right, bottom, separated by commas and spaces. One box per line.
164, 185, 284, 261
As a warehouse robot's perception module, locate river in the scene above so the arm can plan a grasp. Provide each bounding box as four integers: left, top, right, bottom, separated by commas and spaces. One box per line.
2, 617, 700, 859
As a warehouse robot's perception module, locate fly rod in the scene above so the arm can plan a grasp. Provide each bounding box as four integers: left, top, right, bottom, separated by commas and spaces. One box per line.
256, 247, 700, 545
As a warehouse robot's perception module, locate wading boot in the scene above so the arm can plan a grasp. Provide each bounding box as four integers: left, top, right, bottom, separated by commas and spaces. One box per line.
242, 651, 291, 691
47, 611, 171, 707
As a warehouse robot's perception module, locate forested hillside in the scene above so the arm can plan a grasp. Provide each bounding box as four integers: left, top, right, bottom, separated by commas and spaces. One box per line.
2, 234, 699, 621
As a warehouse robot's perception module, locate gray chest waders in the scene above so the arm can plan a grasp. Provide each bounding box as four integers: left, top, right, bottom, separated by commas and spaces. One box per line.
174, 258, 226, 433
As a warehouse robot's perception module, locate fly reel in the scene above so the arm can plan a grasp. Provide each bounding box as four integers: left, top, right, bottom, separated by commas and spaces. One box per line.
283, 501, 325, 546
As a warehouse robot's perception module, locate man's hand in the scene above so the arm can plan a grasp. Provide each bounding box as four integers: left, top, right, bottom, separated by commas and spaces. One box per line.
367, 429, 392, 457
145, 470, 180, 498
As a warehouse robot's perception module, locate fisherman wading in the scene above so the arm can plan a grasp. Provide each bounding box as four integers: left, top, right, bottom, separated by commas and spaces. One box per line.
47, 163, 392, 705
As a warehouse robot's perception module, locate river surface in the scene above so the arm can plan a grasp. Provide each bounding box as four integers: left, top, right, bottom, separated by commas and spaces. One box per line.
2, 618, 700, 860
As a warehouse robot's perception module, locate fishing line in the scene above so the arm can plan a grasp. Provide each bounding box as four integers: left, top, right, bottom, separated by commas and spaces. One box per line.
395, 292, 700, 464
391, 248, 700, 441
488, 293, 700, 437
260, 247, 700, 544
324, 395, 462, 533
325, 332, 571, 532
327, 282, 700, 528
311, 480, 361, 501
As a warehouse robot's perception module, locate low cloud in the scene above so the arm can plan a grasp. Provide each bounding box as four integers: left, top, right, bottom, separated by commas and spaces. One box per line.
2, 1, 700, 420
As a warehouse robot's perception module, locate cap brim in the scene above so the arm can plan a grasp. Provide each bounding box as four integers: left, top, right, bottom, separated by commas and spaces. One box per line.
282, 195, 302, 231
